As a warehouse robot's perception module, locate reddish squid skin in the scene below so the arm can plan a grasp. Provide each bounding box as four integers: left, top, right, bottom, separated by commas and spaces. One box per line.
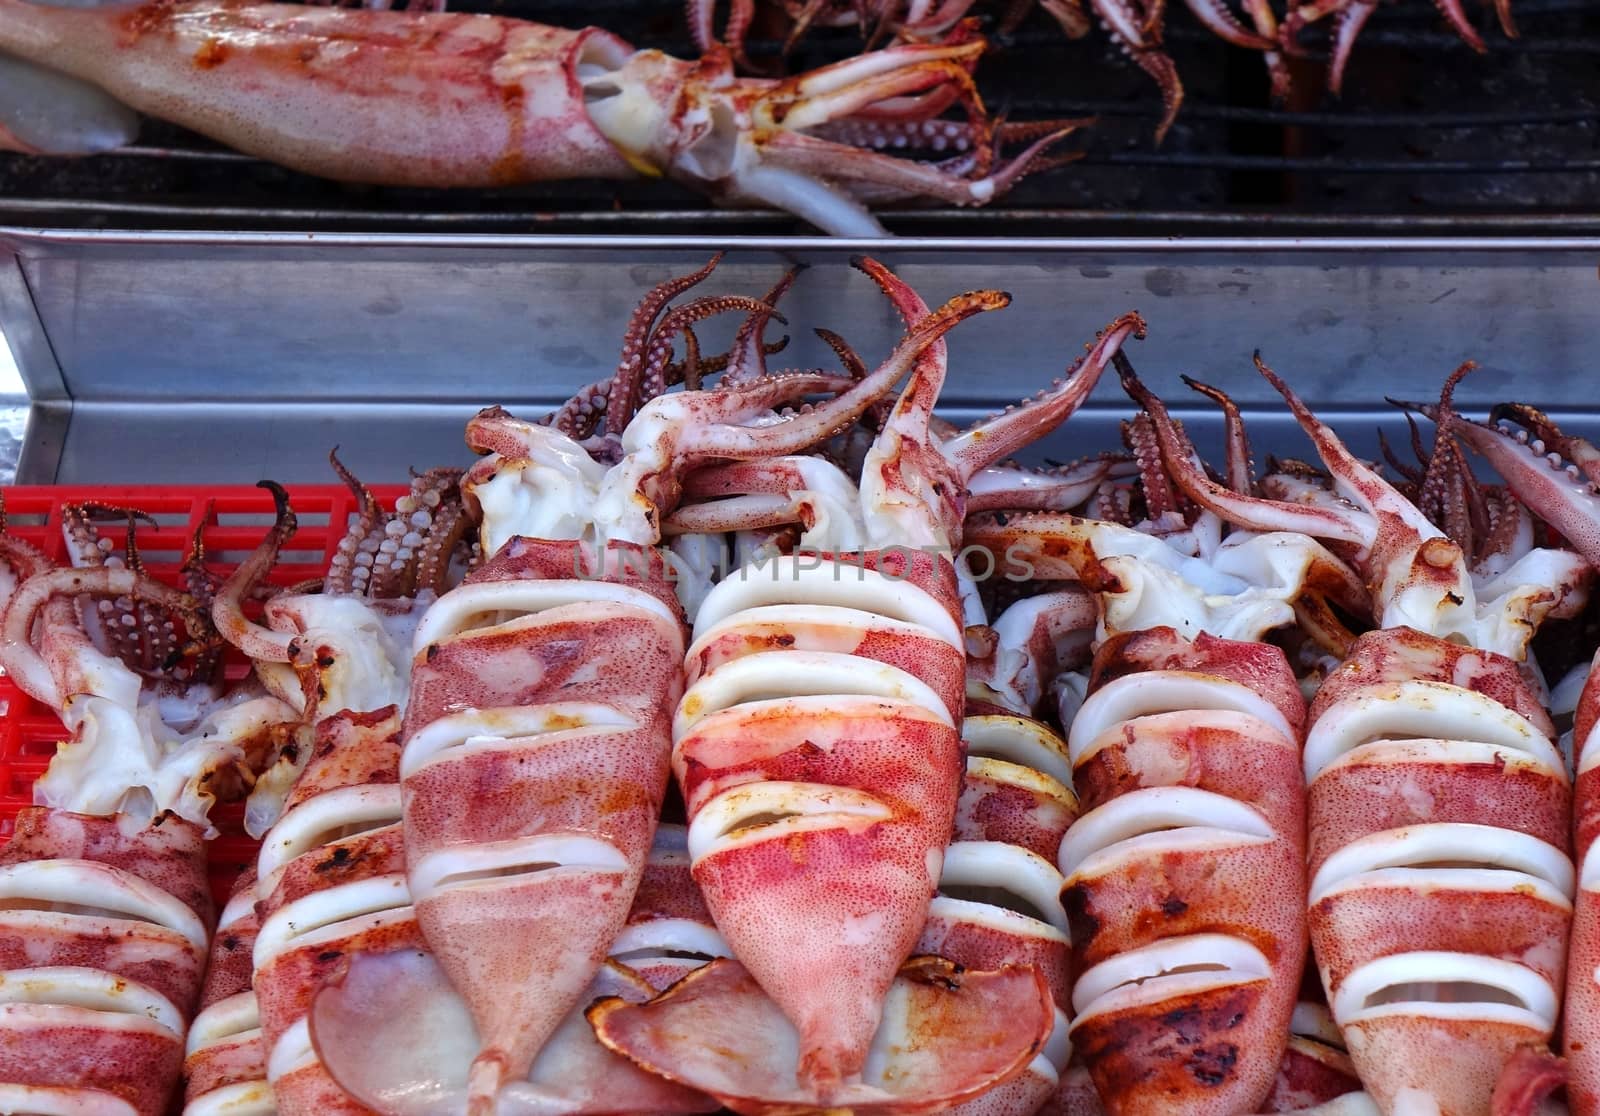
1, 807, 215, 927
0, 807, 213, 1116
254, 824, 410, 1038
183, 867, 266, 1108
1066, 630, 1306, 1116
621, 842, 723, 993
677, 546, 967, 1092
401, 537, 685, 1090
0, 1, 637, 188
196, 869, 259, 1007
1569, 649, 1600, 1115
0, 1019, 183, 1116
249, 707, 408, 1116
688, 615, 964, 722
955, 765, 1075, 860
1258, 1037, 1361, 1112
682, 701, 962, 1083
918, 710, 1076, 1116
279, 705, 405, 815
1089, 627, 1308, 729
183, 1034, 267, 1105
1310, 625, 1554, 738
1305, 627, 1570, 1116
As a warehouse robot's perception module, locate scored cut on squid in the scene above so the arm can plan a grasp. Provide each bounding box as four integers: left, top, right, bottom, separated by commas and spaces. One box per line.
250, 707, 410, 1116
311, 259, 881, 1111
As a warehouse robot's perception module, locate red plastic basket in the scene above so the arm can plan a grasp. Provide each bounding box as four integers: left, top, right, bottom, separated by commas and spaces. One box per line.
0, 484, 406, 906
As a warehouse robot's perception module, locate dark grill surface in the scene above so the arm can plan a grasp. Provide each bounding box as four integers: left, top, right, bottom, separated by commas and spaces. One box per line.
2, 0, 1598, 234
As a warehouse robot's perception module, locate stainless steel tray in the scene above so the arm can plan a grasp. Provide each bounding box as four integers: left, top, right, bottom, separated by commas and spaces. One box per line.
3, 230, 1597, 486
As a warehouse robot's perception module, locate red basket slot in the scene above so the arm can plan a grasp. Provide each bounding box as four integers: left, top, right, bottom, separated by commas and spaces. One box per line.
0, 484, 407, 907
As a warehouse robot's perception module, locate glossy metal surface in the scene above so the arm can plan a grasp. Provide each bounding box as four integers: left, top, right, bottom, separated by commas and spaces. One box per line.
2, 230, 1596, 485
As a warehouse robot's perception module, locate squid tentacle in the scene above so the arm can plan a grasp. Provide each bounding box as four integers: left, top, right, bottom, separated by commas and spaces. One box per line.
212, 482, 301, 666
1183, 374, 1257, 496
607, 256, 723, 436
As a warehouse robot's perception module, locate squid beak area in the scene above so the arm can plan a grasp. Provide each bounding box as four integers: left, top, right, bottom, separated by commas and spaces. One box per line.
589, 955, 1054, 1114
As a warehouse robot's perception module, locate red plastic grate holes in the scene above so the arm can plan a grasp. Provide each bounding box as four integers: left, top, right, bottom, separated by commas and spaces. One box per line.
0, 484, 406, 906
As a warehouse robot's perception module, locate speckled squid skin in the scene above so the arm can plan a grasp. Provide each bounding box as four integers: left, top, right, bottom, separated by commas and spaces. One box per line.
1567, 646, 1600, 1115
620, 835, 723, 994
0, 0, 638, 187
0, 808, 213, 1116
675, 547, 966, 1091
400, 536, 685, 1091
918, 709, 1074, 1116
249, 708, 405, 1116
954, 762, 1075, 861
1305, 627, 1570, 1116
1065, 628, 1306, 1116
183, 868, 267, 1112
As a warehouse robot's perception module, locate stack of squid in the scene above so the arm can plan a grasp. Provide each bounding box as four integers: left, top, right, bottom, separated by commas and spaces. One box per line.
1115, 360, 1592, 1116
15, 255, 1600, 1116
287, 256, 1146, 1114
0, 503, 302, 1112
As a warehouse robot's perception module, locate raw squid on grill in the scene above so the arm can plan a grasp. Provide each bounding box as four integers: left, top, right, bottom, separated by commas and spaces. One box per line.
591, 264, 1142, 1112
0, 0, 1074, 236
183, 868, 272, 1116
1134, 357, 1590, 1115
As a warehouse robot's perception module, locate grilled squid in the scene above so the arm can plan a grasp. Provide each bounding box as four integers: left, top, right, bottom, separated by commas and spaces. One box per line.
611, 823, 733, 994
1133, 358, 1588, 1115
305, 260, 899, 1112
0, 806, 214, 1115
213, 469, 472, 835
293, 704, 715, 1116
1433, 406, 1600, 1115
1305, 628, 1571, 1116
1061, 627, 1308, 1115
250, 707, 410, 1115
397, 540, 687, 1105
966, 588, 1100, 717
928, 705, 1077, 1115
1259, 989, 1365, 1113
183, 868, 273, 1116
592, 265, 1142, 1111
1, 512, 295, 832
1567, 649, 1600, 1114
0, 509, 303, 1113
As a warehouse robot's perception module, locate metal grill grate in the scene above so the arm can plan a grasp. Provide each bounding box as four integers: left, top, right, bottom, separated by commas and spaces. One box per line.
0, 0, 1597, 232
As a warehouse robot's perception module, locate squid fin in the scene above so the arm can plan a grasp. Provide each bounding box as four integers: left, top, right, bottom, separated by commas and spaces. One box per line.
0, 54, 136, 155
590, 956, 1054, 1115
312, 949, 717, 1116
